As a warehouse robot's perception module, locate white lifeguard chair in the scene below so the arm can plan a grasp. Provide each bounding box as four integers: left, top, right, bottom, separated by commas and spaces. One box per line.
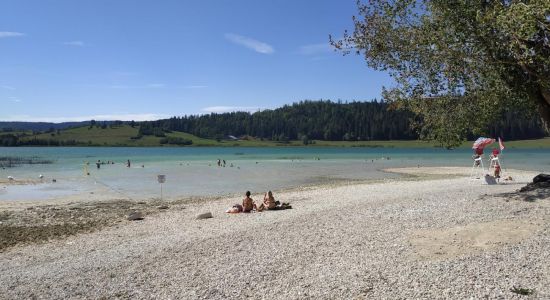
489, 155, 501, 169
470, 155, 485, 179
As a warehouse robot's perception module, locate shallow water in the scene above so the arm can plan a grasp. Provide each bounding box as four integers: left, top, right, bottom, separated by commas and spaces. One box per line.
1, 147, 549, 201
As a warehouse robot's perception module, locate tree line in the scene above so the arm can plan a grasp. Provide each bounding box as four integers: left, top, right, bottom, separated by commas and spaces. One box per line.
1, 100, 546, 146
0, 135, 82, 147
142, 100, 546, 141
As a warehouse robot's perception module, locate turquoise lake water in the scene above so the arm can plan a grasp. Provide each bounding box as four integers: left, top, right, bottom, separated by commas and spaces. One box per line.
1, 147, 549, 201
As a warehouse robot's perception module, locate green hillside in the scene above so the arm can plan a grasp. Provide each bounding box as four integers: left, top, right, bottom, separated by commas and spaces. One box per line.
19, 125, 210, 146
9, 125, 550, 148
15, 125, 435, 147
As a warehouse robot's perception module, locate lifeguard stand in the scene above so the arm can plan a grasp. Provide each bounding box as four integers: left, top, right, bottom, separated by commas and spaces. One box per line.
470, 155, 485, 179
489, 155, 501, 169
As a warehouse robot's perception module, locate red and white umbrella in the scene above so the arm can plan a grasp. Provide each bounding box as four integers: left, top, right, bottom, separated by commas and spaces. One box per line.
472, 137, 495, 150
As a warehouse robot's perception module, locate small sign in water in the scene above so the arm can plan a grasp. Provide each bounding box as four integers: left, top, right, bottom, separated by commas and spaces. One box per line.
157, 175, 166, 200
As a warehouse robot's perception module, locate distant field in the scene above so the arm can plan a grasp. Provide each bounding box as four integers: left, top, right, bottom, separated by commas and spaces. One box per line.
11, 125, 550, 148
496, 138, 550, 149
18, 125, 212, 147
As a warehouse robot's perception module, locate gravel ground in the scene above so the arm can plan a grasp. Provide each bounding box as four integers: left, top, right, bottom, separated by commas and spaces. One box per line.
0, 167, 548, 299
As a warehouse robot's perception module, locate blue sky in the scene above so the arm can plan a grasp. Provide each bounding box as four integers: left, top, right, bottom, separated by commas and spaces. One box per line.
0, 0, 393, 122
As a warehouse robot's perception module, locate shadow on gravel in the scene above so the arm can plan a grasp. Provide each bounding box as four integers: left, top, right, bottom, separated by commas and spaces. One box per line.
496, 173, 550, 202
498, 188, 550, 202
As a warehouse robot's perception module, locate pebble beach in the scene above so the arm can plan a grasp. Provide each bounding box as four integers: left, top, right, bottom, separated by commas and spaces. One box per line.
0, 167, 548, 299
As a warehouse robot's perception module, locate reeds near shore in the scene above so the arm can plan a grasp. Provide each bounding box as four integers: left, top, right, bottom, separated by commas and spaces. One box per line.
0, 156, 54, 168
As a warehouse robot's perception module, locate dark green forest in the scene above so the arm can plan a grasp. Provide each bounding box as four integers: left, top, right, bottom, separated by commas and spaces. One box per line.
144, 100, 546, 141
1, 100, 546, 147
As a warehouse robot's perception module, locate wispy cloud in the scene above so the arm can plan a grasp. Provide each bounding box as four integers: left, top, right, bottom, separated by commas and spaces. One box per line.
299, 42, 332, 55
202, 106, 261, 113
63, 41, 85, 47
112, 71, 139, 77
109, 83, 166, 89
0, 113, 171, 123
109, 85, 132, 89
0, 32, 25, 38
146, 83, 165, 88
7, 96, 21, 103
182, 85, 208, 89
1, 85, 15, 90
224, 33, 274, 54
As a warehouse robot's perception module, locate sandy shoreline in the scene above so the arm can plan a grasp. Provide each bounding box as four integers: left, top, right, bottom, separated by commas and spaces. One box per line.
0, 167, 549, 298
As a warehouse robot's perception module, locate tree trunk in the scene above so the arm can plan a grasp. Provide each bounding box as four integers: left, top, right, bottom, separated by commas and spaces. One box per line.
540, 89, 550, 133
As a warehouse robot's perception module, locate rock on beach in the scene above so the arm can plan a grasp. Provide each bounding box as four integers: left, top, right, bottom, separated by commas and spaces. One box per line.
127, 211, 144, 221
196, 212, 213, 220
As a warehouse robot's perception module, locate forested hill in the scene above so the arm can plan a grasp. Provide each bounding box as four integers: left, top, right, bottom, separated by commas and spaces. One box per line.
144, 100, 546, 141
145, 100, 416, 141
0, 121, 90, 132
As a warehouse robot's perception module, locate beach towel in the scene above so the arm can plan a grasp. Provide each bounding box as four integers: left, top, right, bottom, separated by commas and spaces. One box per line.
226, 204, 243, 213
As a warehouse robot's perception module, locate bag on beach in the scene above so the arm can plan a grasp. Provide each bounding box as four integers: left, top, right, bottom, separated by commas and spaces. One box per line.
226, 204, 243, 213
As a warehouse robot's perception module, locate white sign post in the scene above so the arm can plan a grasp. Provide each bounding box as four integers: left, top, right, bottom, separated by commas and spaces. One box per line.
157, 175, 166, 200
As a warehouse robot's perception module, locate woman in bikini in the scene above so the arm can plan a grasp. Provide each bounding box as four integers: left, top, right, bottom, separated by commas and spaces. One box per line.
242, 191, 256, 213
263, 191, 277, 210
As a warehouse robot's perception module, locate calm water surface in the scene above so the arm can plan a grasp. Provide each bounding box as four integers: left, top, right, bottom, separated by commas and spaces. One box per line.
1, 147, 549, 201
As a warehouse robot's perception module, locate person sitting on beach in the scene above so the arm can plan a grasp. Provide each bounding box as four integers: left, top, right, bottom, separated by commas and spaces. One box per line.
257, 191, 292, 211
263, 191, 277, 210
242, 191, 256, 213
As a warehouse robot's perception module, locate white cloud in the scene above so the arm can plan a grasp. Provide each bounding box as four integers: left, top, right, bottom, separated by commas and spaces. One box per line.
63, 41, 85, 47
310, 56, 329, 61
112, 71, 139, 77
109, 85, 131, 89
1, 85, 15, 90
299, 43, 332, 55
224, 33, 274, 54
146, 83, 165, 88
7, 96, 21, 103
0, 32, 25, 38
0, 113, 171, 123
202, 106, 261, 113
183, 85, 208, 89
109, 83, 166, 89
